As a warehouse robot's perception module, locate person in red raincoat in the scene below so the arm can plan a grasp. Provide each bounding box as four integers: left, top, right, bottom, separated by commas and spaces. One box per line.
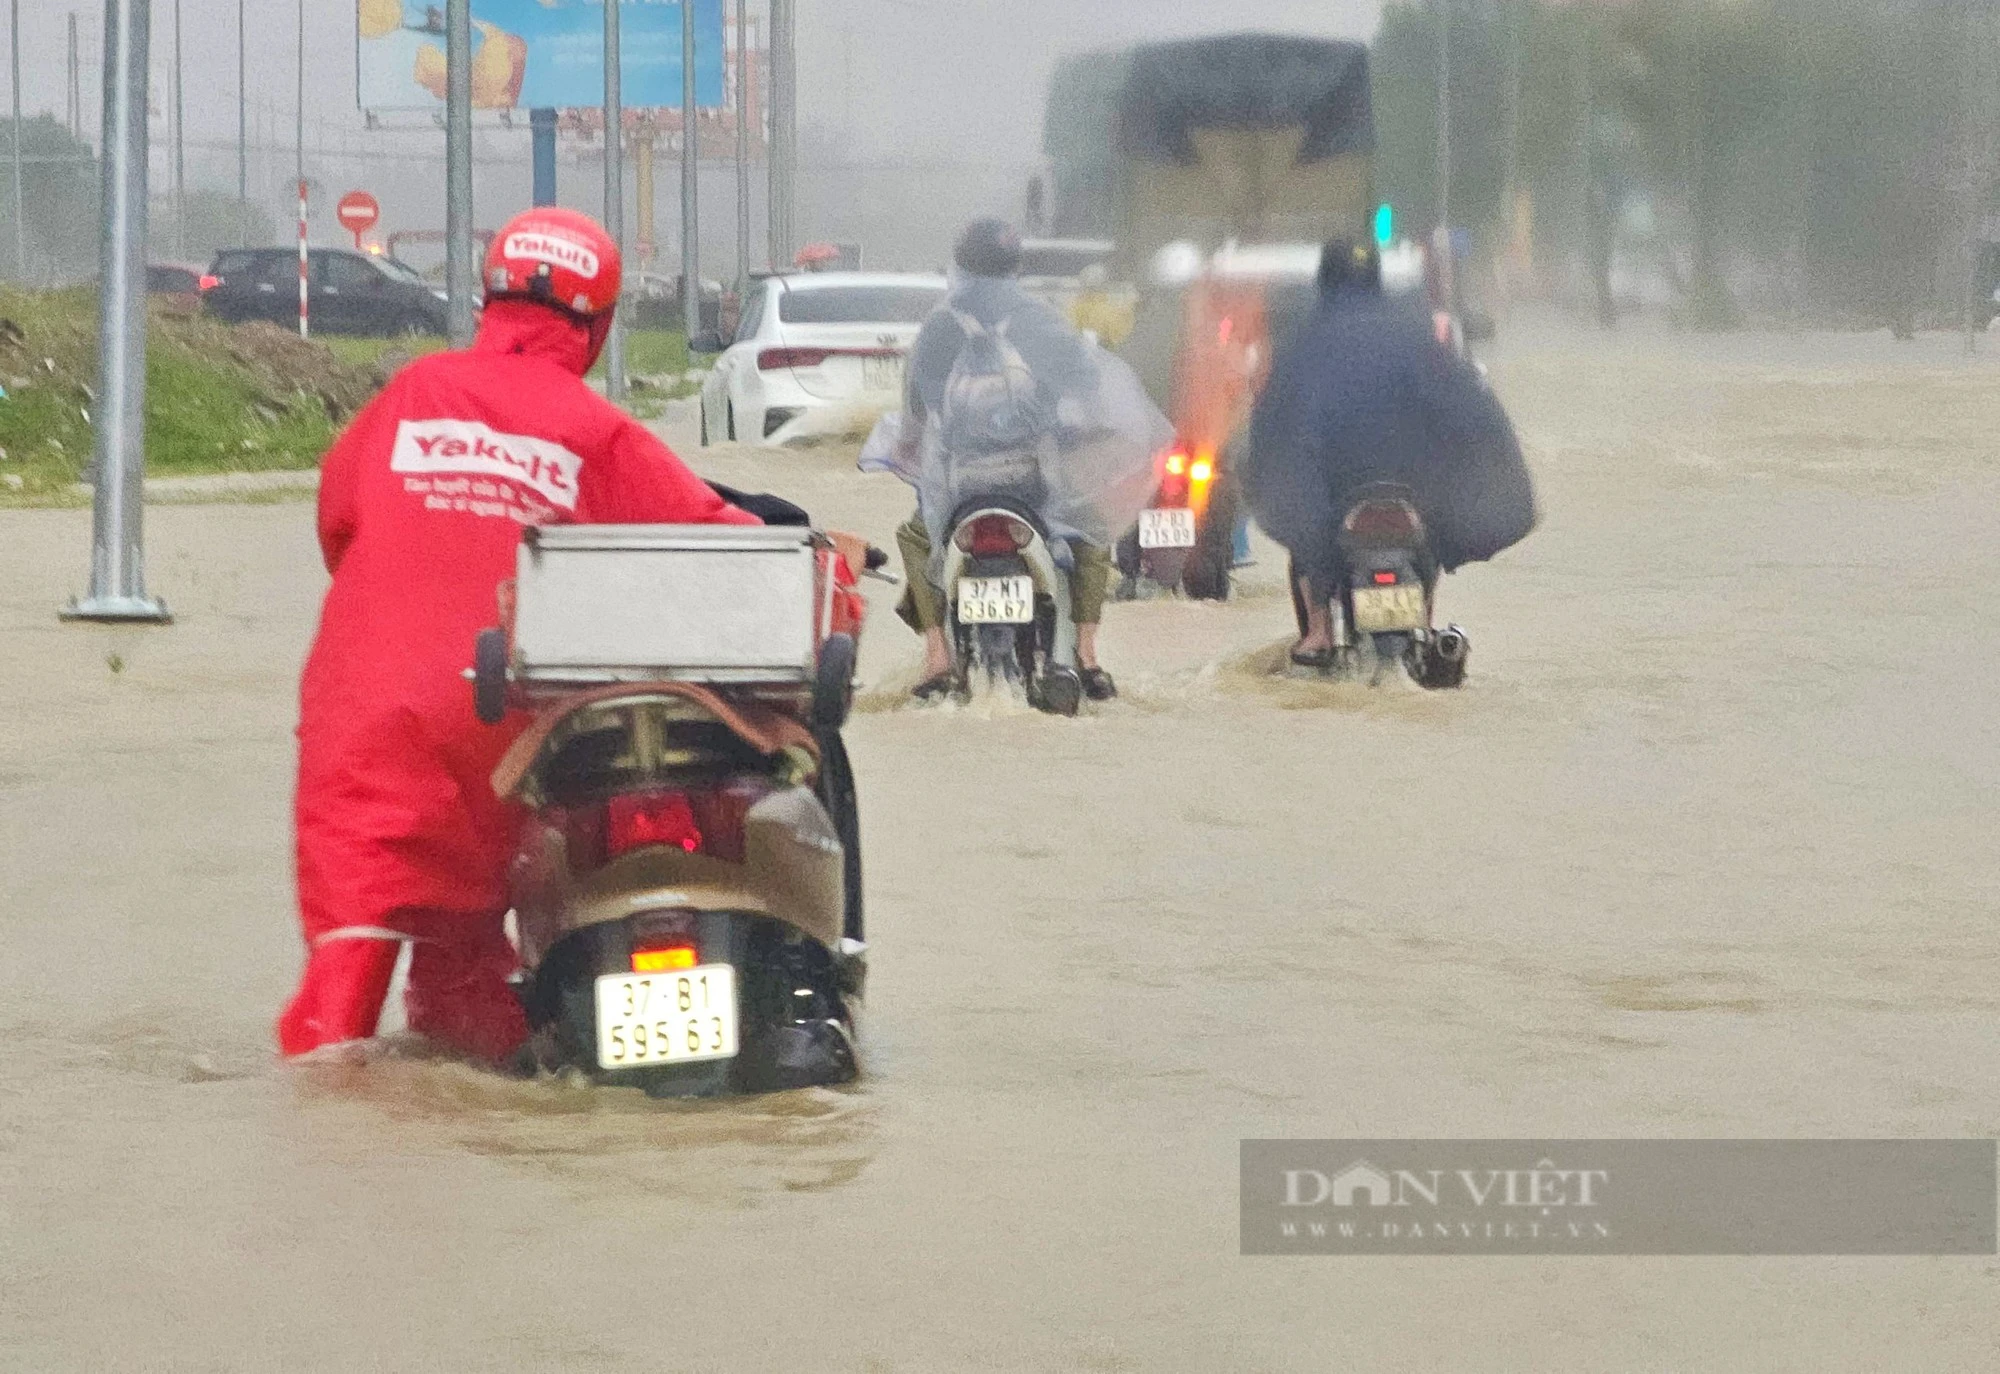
280, 207, 758, 1062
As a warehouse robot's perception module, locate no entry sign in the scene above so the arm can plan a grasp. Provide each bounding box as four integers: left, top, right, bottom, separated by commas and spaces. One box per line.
336, 191, 381, 248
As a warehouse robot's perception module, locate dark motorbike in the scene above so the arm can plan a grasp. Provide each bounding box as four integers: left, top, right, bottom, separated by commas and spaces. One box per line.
1117, 440, 1240, 603
1292, 483, 1471, 689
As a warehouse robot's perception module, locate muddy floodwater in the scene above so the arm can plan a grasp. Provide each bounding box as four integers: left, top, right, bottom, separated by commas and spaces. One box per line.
2, 317, 1997, 1369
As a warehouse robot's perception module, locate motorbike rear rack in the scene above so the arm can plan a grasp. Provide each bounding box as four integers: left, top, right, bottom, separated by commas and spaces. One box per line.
507, 524, 827, 700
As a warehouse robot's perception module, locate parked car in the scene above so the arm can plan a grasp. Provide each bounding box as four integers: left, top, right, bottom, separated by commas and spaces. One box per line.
626, 270, 724, 334
203, 247, 449, 337
696, 271, 947, 447
146, 263, 215, 302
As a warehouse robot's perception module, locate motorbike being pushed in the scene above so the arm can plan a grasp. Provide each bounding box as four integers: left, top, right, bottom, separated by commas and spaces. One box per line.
469, 515, 879, 1096
1292, 482, 1471, 690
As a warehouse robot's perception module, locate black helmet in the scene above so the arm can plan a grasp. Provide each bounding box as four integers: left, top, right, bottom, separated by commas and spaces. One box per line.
954, 218, 1024, 277
1318, 238, 1382, 295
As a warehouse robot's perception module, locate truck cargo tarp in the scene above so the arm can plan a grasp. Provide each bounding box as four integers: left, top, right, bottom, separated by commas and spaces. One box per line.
1118, 35, 1374, 165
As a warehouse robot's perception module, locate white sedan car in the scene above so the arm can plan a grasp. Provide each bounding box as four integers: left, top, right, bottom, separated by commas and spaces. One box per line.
699, 271, 948, 447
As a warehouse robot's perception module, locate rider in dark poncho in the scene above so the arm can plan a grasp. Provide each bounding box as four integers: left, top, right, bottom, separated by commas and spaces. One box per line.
1245, 239, 1537, 664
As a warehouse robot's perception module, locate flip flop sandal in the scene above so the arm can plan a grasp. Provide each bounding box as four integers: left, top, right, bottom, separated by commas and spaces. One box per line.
1081, 667, 1118, 702
1289, 646, 1338, 671
911, 672, 956, 702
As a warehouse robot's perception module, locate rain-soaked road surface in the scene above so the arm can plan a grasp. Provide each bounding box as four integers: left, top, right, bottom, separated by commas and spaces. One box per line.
2, 317, 1997, 1370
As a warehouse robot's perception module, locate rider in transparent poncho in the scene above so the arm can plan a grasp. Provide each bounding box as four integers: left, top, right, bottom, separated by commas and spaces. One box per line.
861, 219, 1169, 701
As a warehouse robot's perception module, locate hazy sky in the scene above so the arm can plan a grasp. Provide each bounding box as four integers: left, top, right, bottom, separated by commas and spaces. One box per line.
6, 1, 1383, 265
793, 0, 1385, 163
12, 1, 1383, 165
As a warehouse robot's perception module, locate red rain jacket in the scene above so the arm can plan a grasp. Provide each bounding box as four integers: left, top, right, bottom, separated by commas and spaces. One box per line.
294, 300, 757, 946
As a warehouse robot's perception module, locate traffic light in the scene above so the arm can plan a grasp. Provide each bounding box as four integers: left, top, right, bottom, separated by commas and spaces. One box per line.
1374, 203, 1395, 248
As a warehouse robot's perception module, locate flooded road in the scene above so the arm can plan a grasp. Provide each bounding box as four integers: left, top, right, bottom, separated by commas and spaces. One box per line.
3, 318, 1997, 1369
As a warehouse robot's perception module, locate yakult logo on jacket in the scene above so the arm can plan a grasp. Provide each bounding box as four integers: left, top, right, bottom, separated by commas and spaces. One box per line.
502, 231, 600, 281
390, 419, 582, 511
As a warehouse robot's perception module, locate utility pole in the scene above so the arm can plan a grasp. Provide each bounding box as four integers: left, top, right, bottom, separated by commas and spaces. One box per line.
1960, 0, 1994, 355
69, 12, 82, 141
64, 0, 170, 625
444, 0, 475, 345
768, 0, 795, 267
682, 0, 700, 341
1435, 0, 1451, 236
172, 0, 184, 258
735, 0, 750, 284
603, 0, 627, 400
238, 0, 248, 245
1499, 0, 1524, 297
296, 0, 306, 337
11, 0, 24, 281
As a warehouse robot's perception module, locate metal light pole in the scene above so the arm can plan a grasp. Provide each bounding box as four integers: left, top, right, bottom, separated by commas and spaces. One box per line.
1435, 0, 1451, 237
11, 0, 24, 281
1500, 0, 1524, 282
64, 0, 169, 624
444, 0, 476, 345
296, 0, 306, 337
237, 0, 248, 245
69, 12, 81, 140
172, 0, 184, 260
768, 0, 795, 267
681, 0, 700, 341
603, 0, 627, 400
734, 0, 750, 283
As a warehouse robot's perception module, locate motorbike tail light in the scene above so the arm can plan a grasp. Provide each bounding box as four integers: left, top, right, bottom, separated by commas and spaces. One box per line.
1346, 501, 1423, 542
1373, 570, 1399, 585
610, 791, 704, 856
198, 274, 220, 292
1164, 448, 1189, 477
1190, 457, 1215, 484
631, 942, 698, 973
955, 514, 1033, 556
567, 787, 753, 869
757, 346, 833, 371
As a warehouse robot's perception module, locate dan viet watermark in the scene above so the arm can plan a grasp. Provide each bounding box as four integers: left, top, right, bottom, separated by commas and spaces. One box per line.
1240, 1141, 1996, 1256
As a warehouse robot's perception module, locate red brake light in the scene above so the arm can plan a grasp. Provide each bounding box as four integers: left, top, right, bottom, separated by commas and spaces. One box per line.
1373, 570, 1399, 585
955, 513, 1033, 556
198, 274, 220, 292
758, 346, 833, 371
1164, 449, 1188, 476
566, 787, 752, 869
610, 791, 703, 856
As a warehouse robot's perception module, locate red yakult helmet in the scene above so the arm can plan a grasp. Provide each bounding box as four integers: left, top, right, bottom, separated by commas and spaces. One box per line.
484, 207, 623, 318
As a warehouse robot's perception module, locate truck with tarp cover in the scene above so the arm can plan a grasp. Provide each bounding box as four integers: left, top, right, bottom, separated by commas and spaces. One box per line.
1039, 35, 1376, 272
1041, 35, 1378, 600
1115, 34, 1375, 268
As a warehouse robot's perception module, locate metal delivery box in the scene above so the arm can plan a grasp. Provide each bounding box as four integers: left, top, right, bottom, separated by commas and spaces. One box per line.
512, 524, 820, 688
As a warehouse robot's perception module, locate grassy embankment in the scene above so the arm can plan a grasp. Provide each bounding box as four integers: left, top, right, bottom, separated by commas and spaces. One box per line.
0, 286, 378, 506
0, 285, 701, 507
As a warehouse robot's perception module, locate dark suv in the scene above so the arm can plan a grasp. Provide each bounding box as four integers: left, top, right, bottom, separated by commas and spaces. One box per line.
204, 247, 449, 337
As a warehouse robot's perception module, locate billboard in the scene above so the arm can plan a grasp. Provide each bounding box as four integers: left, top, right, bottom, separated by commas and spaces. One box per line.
358, 1, 726, 112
